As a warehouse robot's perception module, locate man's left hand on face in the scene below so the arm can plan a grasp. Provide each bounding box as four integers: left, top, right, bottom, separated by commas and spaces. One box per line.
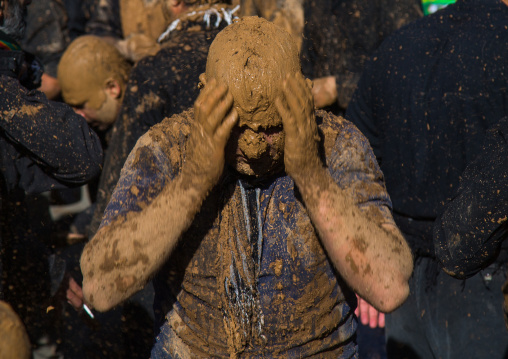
184, 78, 238, 189
275, 73, 322, 183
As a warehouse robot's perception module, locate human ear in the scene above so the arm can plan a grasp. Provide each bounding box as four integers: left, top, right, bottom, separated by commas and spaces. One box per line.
104, 78, 122, 99
198, 73, 207, 90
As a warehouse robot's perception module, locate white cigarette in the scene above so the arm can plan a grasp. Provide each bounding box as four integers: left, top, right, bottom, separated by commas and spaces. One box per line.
83, 304, 95, 319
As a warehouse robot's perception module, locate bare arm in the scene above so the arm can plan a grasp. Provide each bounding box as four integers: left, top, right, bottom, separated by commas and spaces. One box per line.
276, 74, 413, 312
81, 80, 238, 311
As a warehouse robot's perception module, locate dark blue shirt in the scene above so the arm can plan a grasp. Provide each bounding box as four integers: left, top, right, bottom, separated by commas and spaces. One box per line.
101, 109, 395, 357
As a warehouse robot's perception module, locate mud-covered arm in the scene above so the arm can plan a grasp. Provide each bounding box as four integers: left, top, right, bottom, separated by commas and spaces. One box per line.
276, 74, 412, 313
0, 77, 103, 192
81, 81, 238, 311
433, 119, 508, 279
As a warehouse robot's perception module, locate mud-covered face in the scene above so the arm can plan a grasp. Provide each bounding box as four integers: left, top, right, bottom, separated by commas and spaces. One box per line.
72, 91, 119, 131
225, 102, 285, 178
205, 16, 301, 178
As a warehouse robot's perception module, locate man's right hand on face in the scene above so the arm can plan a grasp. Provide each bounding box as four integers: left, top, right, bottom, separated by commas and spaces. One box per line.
183, 78, 238, 189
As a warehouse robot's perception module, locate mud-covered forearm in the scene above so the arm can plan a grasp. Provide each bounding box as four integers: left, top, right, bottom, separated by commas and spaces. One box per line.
80, 170, 210, 311
82, 80, 237, 311
295, 167, 413, 313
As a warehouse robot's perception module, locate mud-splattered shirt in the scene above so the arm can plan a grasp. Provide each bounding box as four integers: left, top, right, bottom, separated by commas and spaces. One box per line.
301, 0, 422, 112
89, 23, 227, 236
346, 0, 508, 256
20, 0, 95, 78
101, 109, 395, 358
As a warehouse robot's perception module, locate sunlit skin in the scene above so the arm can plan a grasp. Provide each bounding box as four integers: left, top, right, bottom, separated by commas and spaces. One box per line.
72, 89, 121, 131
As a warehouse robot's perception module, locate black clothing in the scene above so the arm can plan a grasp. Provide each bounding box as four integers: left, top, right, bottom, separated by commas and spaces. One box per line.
0, 55, 103, 194
301, 0, 422, 112
63, 0, 96, 40
85, 0, 122, 39
0, 34, 103, 343
346, 1, 508, 357
385, 256, 508, 359
346, 0, 508, 256
21, 0, 96, 78
90, 22, 227, 235
21, 0, 69, 78
434, 118, 508, 279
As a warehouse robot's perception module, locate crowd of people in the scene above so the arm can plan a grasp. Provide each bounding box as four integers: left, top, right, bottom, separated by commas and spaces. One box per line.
0, 0, 506, 358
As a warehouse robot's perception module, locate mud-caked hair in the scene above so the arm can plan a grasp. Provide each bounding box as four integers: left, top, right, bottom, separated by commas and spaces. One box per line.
206, 16, 300, 113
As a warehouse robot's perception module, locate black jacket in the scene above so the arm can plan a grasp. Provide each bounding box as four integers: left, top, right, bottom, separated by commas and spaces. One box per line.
433, 118, 508, 278
0, 33, 103, 301
346, 0, 508, 255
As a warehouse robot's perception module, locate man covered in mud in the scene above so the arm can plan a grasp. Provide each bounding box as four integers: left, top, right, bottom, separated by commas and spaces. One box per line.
81, 17, 413, 358
88, 0, 239, 236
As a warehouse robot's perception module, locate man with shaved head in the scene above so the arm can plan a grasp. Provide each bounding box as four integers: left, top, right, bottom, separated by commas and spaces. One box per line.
58, 35, 132, 132
81, 17, 412, 358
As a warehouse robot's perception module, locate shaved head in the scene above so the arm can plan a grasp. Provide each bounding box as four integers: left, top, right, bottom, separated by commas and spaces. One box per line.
58, 35, 131, 109
206, 16, 300, 122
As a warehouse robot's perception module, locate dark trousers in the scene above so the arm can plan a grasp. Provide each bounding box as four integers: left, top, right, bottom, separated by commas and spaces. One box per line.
386, 257, 508, 359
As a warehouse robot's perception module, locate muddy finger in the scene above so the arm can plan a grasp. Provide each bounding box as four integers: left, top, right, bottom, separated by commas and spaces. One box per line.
209, 91, 235, 133
282, 83, 305, 133
201, 85, 228, 131
194, 78, 218, 116
215, 108, 239, 146
284, 74, 307, 112
275, 97, 297, 138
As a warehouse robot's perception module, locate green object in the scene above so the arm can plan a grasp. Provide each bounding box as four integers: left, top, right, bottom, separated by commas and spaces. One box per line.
422, 0, 456, 15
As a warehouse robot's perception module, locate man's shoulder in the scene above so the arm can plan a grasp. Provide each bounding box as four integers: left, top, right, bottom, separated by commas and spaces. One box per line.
149, 108, 194, 139
130, 31, 212, 84
316, 109, 370, 157
140, 108, 194, 159
159, 29, 218, 57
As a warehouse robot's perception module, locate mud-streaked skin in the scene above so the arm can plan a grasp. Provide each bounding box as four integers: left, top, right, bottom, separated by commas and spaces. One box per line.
81, 15, 413, 351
